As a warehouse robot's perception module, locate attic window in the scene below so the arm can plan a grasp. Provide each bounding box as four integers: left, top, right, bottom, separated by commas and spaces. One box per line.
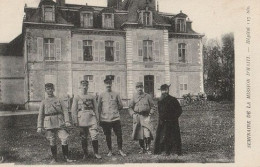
43, 6, 55, 22
102, 13, 114, 29
176, 19, 186, 32
140, 10, 153, 26
81, 12, 93, 28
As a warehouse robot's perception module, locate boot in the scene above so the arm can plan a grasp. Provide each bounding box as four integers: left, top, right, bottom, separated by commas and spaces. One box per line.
50, 145, 57, 163
145, 138, 152, 155
138, 140, 145, 154
81, 140, 89, 160
62, 145, 75, 162
92, 140, 102, 159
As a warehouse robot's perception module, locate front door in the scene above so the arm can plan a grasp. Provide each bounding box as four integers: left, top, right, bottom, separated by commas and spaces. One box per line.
144, 75, 154, 97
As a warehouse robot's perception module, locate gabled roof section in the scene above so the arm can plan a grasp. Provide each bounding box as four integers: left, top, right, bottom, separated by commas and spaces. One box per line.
174, 11, 188, 18
79, 6, 94, 12
24, 7, 70, 25
38, 0, 56, 7
100, 7, 115, 13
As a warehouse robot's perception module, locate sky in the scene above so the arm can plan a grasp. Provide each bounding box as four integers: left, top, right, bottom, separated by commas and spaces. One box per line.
0, 0, 246, 43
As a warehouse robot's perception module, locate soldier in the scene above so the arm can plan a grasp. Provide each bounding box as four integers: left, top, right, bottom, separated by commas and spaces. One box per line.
71, 80, 101, 159
128, 82, 155, 154
97, 75, 127, 157
154, 84, 183, 156
37, 83, 75, 163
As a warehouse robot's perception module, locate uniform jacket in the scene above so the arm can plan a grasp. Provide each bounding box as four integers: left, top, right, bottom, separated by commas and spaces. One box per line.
37, 96, 70, 130
129, 92, 155, 140
97, 91, 123, 122
71, 94, 99, 127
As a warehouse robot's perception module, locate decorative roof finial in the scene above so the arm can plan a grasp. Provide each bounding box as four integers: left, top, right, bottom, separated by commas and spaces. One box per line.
180, 10, 182, 13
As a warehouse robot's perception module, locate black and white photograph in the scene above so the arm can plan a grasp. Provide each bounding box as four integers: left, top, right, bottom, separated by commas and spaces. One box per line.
0, 0, 259, 165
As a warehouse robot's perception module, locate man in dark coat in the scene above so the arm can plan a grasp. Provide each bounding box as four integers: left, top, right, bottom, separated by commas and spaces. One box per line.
154, 84, 183, 155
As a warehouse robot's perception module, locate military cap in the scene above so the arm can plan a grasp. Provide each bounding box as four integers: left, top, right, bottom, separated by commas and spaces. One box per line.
159, 84, 171, 90
135, 82, 143, 87
104, 75, 114, 83
80, 80, 89, 85
45, 83, 54, 89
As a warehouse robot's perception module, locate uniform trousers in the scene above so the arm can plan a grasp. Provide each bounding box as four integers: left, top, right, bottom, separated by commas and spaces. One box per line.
100, 120, 123, 150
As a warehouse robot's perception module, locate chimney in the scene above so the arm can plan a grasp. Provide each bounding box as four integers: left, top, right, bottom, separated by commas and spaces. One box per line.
56, 0, 65, 6
107, 0, 122, 9
186, 18, 192, 32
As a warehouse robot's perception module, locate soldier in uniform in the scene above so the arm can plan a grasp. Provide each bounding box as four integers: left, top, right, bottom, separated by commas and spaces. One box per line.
128, 82, 155, 154
71, 80, 101, 159
97, 75, 127, 157
37, 83, 75, 163
154, 84, 183, 156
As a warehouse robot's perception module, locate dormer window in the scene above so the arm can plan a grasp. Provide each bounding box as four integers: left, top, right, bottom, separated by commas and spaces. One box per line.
140, 9, 153, 26
176, 19, 186, 32
102, 13, 114, 29
81, 12, 93, 28
43, 6, 55, 22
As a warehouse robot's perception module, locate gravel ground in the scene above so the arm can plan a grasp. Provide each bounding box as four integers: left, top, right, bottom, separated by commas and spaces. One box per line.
0, 101, 234, 164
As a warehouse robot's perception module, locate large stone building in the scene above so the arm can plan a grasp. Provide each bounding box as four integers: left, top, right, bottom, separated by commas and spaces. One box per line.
1, 0, 204, 110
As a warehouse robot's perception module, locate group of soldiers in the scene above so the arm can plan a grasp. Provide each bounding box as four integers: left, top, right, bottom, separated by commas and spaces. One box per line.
37, 75, 183, 163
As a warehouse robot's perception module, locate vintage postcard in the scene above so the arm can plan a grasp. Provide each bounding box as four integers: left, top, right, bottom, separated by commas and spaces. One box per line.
0, 0, 259, 166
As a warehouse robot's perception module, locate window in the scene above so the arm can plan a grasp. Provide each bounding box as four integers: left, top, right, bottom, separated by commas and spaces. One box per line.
143, 11, 152, 26
177, 19, 186, 32
103, 14, 114, 28
105, 41, 114, 61
179, 76, 188, 97
84, 75, 94, 92
81, 12, 93, 28
143, 40, 153, 62
178, 43, 186, 63
44, 38, 55, 60
43, 6, 55, 22
83, 40, 93, 61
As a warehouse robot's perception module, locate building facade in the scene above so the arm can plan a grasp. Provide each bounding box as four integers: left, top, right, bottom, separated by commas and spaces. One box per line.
19, 0, 204, 110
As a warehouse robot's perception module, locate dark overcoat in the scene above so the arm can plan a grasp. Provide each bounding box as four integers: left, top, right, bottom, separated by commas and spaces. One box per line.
154, 95, 183, 155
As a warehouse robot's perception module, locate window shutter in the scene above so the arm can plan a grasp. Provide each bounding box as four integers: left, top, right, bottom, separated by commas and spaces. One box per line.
52, 6, 55, 22
187, 43, 192, 64
100, 41, 105, 62
138, 40, 143, 62
102, 14, 105, 28
77, 40, 83, 61
115, 41, 120, 62
55, 38, 61, 61
90, 13, 93, 27
116, 76, 121, 95
140, 12, 144, 24
101, 76, 105, 92
174, 43, 178, 63
37, 37, 43, 61
154, 41, 160, 62
80, 13, 83, 27
111, 14, 114, 28
94, 41, 99, 62
78, 75, 83, 89
94, 76, 99, 94
139, 76, 143, 84
150, 11, 153, 26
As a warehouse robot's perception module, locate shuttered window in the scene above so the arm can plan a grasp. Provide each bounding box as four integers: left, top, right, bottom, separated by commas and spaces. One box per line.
179, 75, 188, 97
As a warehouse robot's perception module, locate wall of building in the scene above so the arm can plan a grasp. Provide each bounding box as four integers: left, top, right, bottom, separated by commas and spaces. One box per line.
169, 37, 203, 98
25, 28, 72, 108
0, 56, 25, 104
71, 33, 127, 98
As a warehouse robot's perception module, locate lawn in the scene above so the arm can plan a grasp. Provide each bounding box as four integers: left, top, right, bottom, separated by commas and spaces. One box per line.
0, 101, 234, 164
